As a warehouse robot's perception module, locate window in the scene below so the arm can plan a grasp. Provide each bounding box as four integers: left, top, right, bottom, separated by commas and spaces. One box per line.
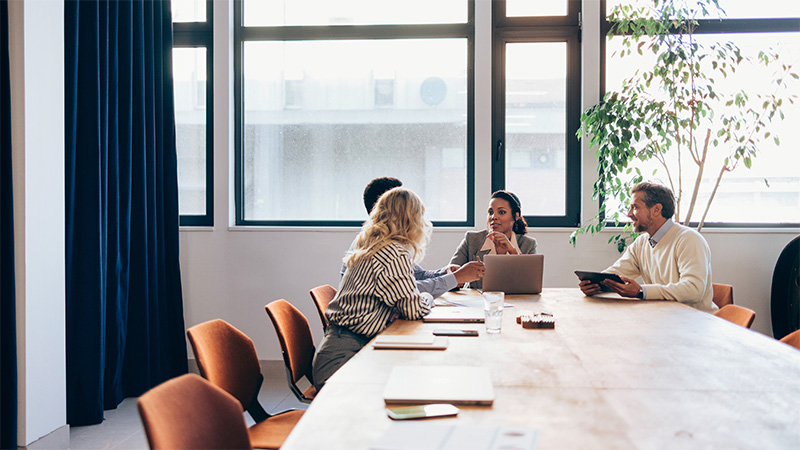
172, 0, 213, 226
491, 0, 582, 227
603, 0, 800, 226
234, 0, 474, 226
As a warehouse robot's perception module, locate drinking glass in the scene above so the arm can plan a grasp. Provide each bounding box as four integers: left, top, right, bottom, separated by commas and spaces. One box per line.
482, 291, 504, 334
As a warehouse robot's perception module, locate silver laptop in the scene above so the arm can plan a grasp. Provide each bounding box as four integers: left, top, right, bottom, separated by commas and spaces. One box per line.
422, 307, 485, 323
383, 365, 495, 406
481, 254, 544, 294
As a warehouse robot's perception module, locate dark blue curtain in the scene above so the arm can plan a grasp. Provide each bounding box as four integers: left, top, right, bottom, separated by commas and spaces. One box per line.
0, 0, 17, 446
65, 0, 187, 426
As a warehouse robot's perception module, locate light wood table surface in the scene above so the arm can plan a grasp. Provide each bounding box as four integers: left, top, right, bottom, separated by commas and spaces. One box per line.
281, 288, 800, 449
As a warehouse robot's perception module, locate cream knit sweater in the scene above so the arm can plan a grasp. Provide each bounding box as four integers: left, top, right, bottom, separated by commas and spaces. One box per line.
606, 223, 716, 312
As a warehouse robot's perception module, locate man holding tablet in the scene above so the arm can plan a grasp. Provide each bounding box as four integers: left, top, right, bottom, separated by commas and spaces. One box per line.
578, 182, 716, 312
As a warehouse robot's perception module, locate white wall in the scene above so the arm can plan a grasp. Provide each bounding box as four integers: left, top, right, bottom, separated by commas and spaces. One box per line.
178, 0, 800, 361
10, 0, 67, 445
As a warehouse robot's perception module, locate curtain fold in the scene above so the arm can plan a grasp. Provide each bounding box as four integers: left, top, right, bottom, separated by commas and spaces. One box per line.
0, 0, 17, 446
65, 0, 187, 426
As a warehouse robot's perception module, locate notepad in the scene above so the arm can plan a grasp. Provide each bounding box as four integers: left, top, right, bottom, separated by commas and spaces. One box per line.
370, 422, 539, 450
372, 336, 449, 350
383, 365, 495, 406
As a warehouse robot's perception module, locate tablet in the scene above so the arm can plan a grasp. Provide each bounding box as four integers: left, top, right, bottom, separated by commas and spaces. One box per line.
574, 270, 623, 292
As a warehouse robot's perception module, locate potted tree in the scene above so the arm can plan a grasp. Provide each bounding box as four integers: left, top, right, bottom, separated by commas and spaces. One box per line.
572, 0, 798, 251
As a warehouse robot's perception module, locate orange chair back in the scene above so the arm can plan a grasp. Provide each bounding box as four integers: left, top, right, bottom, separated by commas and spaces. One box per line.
309, 284, 337, 329
137, 374, 252, 450
713, 304, 756, 329
265, 299, 316, 401
712, 283, 734, 308
187, 319, 265, 419
779, 329, 800, 350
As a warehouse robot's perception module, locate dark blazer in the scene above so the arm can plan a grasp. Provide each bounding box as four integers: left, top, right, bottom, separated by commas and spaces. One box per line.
449, 230, 538, 290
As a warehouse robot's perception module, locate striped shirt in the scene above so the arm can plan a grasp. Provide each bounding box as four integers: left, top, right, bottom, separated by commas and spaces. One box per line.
327, 242, 434, 338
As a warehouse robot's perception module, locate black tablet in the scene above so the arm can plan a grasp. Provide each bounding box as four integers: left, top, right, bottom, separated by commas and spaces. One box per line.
574, 270, 623, 291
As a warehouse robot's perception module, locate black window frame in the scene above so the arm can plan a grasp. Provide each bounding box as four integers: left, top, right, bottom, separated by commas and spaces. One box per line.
173, 0, 214, 227
233, 0, 476, 227
491, 0, 582, 228
600, 0, 800, 228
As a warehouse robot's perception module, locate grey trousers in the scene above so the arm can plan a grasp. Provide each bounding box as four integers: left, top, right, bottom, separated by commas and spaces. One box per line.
312, 324, 370, 391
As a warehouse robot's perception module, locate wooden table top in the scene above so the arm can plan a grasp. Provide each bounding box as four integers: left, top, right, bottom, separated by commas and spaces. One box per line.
280, 288, 800, 449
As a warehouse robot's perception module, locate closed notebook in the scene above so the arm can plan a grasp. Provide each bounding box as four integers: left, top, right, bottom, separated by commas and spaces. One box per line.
383, 365, 494, 406
372, 335, 449, 350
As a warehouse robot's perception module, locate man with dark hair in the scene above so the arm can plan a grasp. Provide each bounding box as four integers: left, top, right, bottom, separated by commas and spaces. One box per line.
579, 181, 716, 312
341, 177, 484, 297
362, 177, 402, 215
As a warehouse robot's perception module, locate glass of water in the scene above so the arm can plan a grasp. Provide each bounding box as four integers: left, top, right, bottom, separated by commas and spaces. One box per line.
482, 291, 504, 334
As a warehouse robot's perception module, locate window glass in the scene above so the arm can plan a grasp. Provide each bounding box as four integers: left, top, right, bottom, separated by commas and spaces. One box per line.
607, 0, 800, 20
504, 42, 568, 216
172, 0, 206, 23
242, 39, 468, 222
506, 0, 568, 17
173, 47, 208, 216
243, 0, 467, 27
605, 33, 800, 224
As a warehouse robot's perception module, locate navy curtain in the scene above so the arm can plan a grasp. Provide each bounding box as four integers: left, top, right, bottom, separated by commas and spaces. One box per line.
0, 0, 17, 446
65, 0, 187, 426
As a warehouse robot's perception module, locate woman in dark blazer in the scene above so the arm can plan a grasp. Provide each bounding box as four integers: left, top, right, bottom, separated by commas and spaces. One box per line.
449, 190, 537, 290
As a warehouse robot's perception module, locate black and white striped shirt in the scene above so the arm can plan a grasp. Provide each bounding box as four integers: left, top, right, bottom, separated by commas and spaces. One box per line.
327, 242, 433, 338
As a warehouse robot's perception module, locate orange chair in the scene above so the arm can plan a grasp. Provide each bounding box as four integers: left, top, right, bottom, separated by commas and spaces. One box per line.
712, 283, 734, 309
187, 319, 304, 449
713, 304, 756, 329
779, 329, 800, 350
309, 284, 337, 330
265, 300, 317, 403
137, 373, 252, 450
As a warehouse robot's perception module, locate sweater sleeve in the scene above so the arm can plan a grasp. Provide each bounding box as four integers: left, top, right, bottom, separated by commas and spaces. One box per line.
642, 232, 710, 307
605, 235, 645, 279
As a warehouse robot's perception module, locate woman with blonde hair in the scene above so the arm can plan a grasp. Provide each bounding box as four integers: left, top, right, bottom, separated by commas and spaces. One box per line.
312, 187, 434, 390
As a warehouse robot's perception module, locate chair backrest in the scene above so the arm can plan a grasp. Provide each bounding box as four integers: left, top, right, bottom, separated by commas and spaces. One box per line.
713, 304, 756, 329
779, 329, 800, 350
265, 299, 316, 401
137, 373, 252, 450
309, 285, 337, 329
187, 319, 268, 422
712, 283, 734, 308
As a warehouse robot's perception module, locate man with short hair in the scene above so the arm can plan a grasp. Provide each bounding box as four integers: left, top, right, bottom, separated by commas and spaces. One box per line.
341, 177, 484, 297
579, 182, 716, 312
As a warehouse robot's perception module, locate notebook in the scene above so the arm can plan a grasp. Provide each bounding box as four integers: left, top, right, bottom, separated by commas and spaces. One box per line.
422, 307, 485, 323
383, 365, 495, 406
481, 254, 544, 294
372, 335, 449, 350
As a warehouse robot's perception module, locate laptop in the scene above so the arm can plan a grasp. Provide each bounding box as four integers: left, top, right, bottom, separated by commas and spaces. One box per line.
481, 254, 544, 294
422, 307, 485, 323
383, 365, 495, 406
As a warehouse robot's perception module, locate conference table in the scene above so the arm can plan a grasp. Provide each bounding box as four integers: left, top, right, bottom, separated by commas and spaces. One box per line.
280, 289, 800, 449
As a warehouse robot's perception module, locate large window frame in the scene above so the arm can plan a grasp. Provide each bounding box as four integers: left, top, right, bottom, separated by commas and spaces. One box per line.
173, 1, 214, 227
232, 1, 476, 227
600, 0, 800, 228
491, 0, 582, 227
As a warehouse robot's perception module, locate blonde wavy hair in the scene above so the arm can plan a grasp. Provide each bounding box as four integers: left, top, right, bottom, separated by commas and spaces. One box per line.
345, 187, 432, 268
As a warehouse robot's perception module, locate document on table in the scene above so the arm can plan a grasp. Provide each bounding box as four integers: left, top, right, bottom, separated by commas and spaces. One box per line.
370, 422, 539, 450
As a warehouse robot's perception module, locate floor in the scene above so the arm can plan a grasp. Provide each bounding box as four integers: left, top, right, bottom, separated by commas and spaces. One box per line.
38, 361, 308, 450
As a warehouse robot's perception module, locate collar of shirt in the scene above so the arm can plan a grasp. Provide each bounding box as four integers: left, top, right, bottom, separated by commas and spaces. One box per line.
648, 218, 675, 248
